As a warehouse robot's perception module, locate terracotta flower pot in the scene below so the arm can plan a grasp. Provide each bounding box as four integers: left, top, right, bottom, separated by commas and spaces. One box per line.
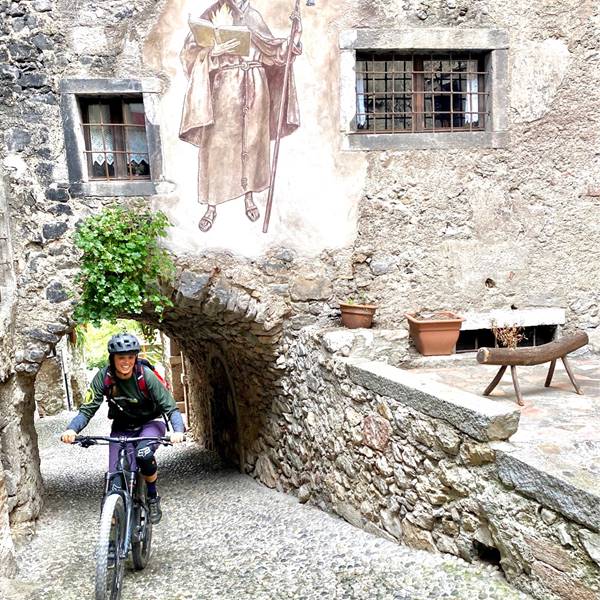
340, 303, 377, 329
405, 311, 464, 356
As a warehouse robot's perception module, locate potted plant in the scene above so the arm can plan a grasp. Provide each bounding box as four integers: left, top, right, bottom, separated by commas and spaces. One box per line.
405, 310, 464, 356
339, 294, 377, 329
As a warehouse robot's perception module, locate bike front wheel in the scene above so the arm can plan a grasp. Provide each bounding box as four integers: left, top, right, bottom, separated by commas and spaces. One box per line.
131, 483, 153, 570
96, 493, 126, 600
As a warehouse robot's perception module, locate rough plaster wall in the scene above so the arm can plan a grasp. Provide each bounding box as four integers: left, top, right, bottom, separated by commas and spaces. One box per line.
352, 0, 600, 328
0, 375, 43, 529
0, 300, 17, 576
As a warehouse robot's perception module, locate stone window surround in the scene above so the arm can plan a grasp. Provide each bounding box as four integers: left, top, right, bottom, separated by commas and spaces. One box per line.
339, 28, 509, 151
460, 307, 565, 331
59, 78, 165, 197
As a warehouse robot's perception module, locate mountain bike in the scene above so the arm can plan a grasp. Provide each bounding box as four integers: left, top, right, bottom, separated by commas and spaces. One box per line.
75, 435, 173, 600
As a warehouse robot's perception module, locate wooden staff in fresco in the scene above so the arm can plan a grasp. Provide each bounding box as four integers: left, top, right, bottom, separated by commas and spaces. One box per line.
263, 0, 313, 234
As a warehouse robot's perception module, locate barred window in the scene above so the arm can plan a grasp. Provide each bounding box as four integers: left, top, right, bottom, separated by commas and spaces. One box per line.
79, 96, 151, 180
355, 51, 489, 134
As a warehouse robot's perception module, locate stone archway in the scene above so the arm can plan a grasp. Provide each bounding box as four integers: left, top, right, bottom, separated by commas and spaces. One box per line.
207, 354, 241, 468
0, 260, 295, 578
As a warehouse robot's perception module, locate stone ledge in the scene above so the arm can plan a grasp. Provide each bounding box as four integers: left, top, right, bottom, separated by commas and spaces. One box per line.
69, 181, 160, 197
344, 131, 508, 152
59, 77, 162, 94
461, 307, 566, 331
493, 442, 600, 532
344, 358, 520, 442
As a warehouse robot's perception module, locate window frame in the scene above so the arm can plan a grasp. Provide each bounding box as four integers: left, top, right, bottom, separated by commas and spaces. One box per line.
339, 29, 509, 151
60, 79, 166, 197
355, 51, 489, 134
79, 95, 152, 182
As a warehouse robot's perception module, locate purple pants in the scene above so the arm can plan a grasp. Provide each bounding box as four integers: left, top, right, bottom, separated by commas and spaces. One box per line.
108, 420, 166, 472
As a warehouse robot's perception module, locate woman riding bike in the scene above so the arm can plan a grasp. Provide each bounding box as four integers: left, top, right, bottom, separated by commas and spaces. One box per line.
61, 333, 185, 524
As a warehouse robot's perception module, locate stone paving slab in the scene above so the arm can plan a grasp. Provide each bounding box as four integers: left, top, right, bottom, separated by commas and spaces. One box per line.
8, 410, 531, 600
493, 442, 600, 531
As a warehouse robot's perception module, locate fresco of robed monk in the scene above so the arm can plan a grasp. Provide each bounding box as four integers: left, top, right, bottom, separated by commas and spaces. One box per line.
179, 0, 302, 232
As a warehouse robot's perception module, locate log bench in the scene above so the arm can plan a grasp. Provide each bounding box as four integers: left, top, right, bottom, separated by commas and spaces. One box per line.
476, 332, 589, 406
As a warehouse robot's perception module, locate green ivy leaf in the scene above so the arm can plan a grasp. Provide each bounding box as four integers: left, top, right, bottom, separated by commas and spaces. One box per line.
72, 204, 175, 326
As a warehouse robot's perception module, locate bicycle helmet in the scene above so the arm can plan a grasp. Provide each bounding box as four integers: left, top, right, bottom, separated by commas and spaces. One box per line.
107, 333, 141, 355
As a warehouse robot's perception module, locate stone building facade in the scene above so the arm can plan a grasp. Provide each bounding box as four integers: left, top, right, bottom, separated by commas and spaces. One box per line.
0, 0, 599, 597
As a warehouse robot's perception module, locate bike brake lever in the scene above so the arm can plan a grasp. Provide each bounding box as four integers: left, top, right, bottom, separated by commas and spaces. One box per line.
76, 438, 97, 448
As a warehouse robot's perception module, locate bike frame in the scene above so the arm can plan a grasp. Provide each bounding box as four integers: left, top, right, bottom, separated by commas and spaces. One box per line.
76, 435, 170, 559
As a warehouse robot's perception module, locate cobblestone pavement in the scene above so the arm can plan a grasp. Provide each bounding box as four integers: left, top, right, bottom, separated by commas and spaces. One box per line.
9, 409, 531, 600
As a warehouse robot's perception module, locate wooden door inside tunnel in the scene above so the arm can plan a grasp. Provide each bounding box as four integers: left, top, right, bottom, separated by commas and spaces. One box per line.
208, 356, 241, 469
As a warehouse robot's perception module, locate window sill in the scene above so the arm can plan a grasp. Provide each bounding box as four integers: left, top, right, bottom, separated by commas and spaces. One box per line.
343, 130, 508, 151
69, 180, 173, 197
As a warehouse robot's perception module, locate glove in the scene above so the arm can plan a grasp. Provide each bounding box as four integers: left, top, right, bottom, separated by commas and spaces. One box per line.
61, 429, 77, 444
168, 431, 185, 444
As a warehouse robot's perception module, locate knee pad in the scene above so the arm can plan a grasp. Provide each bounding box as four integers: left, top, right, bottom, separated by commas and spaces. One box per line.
136, 444, 157, 476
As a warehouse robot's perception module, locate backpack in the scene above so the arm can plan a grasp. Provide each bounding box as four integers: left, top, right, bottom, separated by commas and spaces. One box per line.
102, 358, 170, 423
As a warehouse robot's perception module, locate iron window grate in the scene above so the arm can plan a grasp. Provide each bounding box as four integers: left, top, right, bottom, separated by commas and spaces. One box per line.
354, 51, 490, 134
79, 96, 151, 181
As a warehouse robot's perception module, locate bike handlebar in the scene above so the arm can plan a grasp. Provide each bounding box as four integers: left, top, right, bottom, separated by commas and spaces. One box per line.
73, 435, 181, 447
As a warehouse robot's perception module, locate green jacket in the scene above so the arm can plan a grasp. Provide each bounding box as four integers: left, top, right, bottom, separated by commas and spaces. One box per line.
69, 364, 182, 432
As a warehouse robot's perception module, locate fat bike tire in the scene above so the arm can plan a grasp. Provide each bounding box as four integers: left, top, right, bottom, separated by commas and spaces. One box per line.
95, 493, 126, 600
131, 485, 153, 570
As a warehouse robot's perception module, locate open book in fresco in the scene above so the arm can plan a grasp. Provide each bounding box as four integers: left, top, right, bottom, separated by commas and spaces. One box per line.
188, 16, 251, 56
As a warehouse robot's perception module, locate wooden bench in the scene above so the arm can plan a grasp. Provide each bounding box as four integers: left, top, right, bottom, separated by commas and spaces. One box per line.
476, 332, 589, 406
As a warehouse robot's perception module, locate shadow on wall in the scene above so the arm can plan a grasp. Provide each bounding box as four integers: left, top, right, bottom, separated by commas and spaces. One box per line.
180, 339, 279, 480
207, 354, 241, 468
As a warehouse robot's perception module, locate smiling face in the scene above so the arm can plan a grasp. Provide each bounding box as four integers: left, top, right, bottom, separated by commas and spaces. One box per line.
113, 353, 137, 379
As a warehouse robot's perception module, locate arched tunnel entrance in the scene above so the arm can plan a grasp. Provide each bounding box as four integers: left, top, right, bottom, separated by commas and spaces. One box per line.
1, 266, 291, 551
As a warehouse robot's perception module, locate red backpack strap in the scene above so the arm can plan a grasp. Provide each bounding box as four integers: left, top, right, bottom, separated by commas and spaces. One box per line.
135, 361, 150, 400
103, 366, 115, 398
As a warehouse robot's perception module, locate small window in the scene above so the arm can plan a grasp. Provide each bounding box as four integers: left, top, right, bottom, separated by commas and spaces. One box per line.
60, 79, 165, 197
456, 325, 557, 353
79, 96, 151, 181
355, 51, 489, 134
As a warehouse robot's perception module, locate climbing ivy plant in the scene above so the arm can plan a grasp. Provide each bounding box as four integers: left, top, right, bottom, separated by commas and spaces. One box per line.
73, 204, 175, 326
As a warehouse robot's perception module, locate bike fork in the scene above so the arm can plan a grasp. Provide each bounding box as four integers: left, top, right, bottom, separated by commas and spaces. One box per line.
120, 472, 137, 558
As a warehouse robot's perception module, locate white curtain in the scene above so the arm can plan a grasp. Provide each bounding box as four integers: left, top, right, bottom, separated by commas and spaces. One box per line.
88, 103, 148, 166
356, 75, 367, 128
464, 75, 479, 124
88, 104, 115, 165
123, 103, 149, 165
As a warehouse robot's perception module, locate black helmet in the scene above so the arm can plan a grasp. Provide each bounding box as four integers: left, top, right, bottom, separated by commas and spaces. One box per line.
107, 333, 141, 355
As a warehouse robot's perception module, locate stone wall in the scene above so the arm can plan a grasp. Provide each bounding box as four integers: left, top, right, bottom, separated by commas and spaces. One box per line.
1, 0, 598, 330
33, 355, 65, 416
245, 328, 600, 600
348, 0, 600, 330
0, 294, 17, 576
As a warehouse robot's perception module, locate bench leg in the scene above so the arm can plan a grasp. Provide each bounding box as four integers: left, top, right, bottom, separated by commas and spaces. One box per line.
511, 365, 525, 406
561, 356, 583, 395
545, 359, 556, 387
483, 365, 507, 396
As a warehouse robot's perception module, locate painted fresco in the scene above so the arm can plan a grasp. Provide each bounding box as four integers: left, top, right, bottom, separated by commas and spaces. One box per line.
179, 0, 302, 233
144, 0, 366, 256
